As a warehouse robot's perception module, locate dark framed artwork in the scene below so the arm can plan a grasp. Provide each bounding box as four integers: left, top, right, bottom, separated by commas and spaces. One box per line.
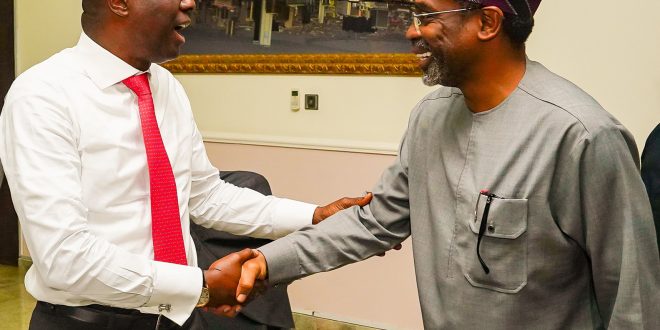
163, 0, 421, 75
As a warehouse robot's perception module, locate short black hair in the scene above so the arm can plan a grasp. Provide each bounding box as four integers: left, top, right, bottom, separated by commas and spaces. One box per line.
455, 0, 534, 47
502, 12, 534, 46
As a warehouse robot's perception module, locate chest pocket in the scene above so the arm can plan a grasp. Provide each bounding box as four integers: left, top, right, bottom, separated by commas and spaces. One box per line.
464, 197, 528, 293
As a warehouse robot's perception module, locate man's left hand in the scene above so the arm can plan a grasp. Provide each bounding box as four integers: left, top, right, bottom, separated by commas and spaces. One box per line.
312, 192, 373, 224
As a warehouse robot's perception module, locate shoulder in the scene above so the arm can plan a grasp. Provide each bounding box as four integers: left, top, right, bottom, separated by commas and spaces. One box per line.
517, 60, 620, 133
642, 124, 660, 154
518, 60, 633, 148
5, 49, 79, 110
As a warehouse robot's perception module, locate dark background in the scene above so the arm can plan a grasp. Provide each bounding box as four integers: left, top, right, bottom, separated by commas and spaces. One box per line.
0, 0, 19, 266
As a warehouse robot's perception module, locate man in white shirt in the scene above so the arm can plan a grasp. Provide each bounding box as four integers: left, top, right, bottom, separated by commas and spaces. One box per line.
0, 0, 371, 329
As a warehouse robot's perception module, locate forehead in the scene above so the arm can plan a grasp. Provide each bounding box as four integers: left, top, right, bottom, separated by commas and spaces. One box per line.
413, 0, 459, 11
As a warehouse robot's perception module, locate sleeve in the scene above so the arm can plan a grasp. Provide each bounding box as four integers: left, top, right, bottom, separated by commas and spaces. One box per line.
259, 132, 413, 284
551, 125, 660, 328
0, 87, 202, 325
185, 103, 316, 240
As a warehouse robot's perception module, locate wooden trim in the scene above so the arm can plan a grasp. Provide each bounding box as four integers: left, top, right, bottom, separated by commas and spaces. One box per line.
163, 53, 421, 76
202, 131, 399, 155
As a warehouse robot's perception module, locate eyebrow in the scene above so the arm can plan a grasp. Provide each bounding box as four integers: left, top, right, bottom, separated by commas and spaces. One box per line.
411, 1, 442, 13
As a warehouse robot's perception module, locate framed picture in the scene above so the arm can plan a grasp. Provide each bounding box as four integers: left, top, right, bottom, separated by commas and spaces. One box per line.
163, 0, 421, 75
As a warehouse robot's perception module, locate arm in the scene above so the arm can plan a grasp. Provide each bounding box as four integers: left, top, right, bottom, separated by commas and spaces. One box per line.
187, 123, 313, 239
551, 126, 660, 328
186, 118, 369, 239
237, 134, 413, 300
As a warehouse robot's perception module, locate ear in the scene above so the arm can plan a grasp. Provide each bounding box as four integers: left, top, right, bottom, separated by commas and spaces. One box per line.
477, 6, 504, 42
107, 0, 129, 17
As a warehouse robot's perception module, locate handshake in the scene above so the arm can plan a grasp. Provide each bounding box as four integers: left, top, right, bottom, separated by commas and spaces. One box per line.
200, 248, 269, 317
199, 192, 380, 317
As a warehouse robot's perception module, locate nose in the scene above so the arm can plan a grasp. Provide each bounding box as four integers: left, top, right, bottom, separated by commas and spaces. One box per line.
405, 21, 420, 41
181, 0, 196, 11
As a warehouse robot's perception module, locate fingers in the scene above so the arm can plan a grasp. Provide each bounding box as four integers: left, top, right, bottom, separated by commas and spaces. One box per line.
235, 280, 267, 305
355, 192, 373, 207
377, 243, 403, 257
339, 192, 373, 209
232, 248, 258, 264
204, 304, 242, 317
236, 253, 267, 303
313, 192, 373, 224
236, 261, 259, 303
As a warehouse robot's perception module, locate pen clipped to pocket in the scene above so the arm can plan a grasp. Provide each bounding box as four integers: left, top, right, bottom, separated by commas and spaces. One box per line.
474, 189, 502, 274
465, 190, 528, 292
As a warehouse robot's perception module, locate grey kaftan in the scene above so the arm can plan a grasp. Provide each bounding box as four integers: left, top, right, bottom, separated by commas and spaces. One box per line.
260, 60, 660, 329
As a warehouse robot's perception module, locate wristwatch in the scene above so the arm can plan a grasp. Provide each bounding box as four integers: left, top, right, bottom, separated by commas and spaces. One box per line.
196, 270, 210, 308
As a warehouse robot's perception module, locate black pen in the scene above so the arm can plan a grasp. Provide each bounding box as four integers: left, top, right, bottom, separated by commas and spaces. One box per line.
476, 189, 500, 274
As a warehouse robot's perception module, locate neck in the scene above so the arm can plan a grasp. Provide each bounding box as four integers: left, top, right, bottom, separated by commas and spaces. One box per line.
459, 48, 527, 113
82, 23, 151, 71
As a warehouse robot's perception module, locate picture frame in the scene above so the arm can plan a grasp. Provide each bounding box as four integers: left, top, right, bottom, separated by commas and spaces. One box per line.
162, 53, 420, 75
162, 0, 422, 76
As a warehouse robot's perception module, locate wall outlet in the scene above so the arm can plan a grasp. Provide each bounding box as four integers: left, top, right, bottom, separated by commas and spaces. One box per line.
305, 94, 318, 110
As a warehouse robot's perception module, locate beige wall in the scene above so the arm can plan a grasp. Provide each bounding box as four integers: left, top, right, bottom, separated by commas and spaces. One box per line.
204, 143, 420, 329
13, 0, 660, 329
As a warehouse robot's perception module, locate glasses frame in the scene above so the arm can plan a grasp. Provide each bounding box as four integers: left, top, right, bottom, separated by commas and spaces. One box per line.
412, 8, 472, 34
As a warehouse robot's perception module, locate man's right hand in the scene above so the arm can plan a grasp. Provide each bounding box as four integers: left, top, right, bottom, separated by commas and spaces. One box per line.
236, 250, 269, 304
204, 248, 260, 308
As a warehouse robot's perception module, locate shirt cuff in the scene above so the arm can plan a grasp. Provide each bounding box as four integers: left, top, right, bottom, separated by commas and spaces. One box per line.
141, 261, 202, 326
271, 199, 317, 238
258, 236, 302, 284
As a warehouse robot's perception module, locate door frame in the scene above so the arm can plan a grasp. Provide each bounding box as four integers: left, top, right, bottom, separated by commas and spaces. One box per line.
0, 0, 18, 266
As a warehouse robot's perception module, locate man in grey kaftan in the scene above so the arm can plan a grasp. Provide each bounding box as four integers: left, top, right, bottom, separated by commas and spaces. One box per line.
237, 0, 660, 328
258, 60, 660, 329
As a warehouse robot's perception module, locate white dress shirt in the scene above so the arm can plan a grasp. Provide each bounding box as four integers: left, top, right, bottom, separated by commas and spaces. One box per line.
0, 33, 316, 325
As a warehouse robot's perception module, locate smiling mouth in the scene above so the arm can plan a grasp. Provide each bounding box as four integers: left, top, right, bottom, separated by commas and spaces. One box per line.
175, 22, 190, 31
416, 52, 431, 59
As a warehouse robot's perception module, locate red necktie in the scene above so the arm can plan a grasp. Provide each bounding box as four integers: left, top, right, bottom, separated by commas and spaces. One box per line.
123, 74, 187, 265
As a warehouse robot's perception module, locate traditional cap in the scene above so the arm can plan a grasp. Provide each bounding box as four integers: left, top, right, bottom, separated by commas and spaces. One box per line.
470, 0, 542, 17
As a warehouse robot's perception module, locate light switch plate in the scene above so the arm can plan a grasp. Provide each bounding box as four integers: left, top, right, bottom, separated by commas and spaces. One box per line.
304, 94, 318, 110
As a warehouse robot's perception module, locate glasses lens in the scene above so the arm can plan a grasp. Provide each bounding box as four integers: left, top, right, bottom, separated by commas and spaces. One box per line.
413, 16, 421, 33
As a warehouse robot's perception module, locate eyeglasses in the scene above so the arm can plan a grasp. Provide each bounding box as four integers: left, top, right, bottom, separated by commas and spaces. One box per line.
412, 8, 471, 34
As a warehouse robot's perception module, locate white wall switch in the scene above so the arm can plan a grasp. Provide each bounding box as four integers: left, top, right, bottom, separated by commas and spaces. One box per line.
291, 90, 300, 111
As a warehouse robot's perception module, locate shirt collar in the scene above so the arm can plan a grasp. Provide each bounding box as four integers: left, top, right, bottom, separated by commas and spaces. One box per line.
75, 32, 152, 90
